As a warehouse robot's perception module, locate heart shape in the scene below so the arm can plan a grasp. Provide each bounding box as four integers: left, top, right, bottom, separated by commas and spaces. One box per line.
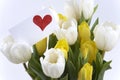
33, 15, 52, 31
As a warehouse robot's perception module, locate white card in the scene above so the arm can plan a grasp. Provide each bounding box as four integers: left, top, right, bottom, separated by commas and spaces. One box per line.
9, 8, 59, 45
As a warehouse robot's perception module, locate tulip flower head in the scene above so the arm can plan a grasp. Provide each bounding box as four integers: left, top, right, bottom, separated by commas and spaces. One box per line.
64, 0, 94, 21
78, 21, 91, 44
94, 22, 120, 51
78, 63, 93, 80
55, 17, 78, 45
55, 39, 69, 60
40, 48, 65, 78
0, 35, 32, 64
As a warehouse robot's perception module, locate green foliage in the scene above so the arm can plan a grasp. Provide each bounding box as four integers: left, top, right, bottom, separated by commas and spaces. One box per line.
91, 18, 99, 40
48, 34, 58, 49
26, 45, 50, 80
92, 52, 111, 80
87, 4, 98, 25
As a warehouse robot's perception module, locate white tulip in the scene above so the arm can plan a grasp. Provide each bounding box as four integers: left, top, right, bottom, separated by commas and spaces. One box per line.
0, 35, 32, 64
0, 35, 14, 61
64, 0, 94, 20
40, 48, 65, 78
94, 22, 120, 51
55, 19, 78, 45
80, 0, 94, 20
64, 0, 80, 20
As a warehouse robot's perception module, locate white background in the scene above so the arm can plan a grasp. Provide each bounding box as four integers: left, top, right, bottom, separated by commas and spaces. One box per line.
0, 0, 120, 80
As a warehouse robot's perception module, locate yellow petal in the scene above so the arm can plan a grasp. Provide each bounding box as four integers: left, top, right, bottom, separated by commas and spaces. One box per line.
55, 39, 69, 60
78, 21, 91, 44
78, 63, 93, 80
80, 40, 98, 63
35, 38, 47, 56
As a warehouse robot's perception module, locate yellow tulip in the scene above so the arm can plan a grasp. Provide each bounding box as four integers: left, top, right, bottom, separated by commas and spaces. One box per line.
78, 63, 93, 80
78, 21, 91, 44
80, 40, 98, 63
35, 38, 47, 56
55, 39, 69, 60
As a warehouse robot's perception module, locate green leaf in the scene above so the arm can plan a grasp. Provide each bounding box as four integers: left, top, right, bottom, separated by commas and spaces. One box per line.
68, 47, 74, 63
93, 5, 98, 15
27, 45, 50, 80
34, 77, 42, 80
70, 40, 80, 67
87, 4, 98, 25
92, 52, 112, 80
91, 18, 99, 40
98, 61, 111, 80
67, 60, 77, 80
78, 13, 85, 25
77, 51, 84, 72
92, 52, 103, 80
48, 34, 58, 49
26, 69, 37, 79
96, 52, 103, 69
59, 74, 68, 80
91, 18, 99, 32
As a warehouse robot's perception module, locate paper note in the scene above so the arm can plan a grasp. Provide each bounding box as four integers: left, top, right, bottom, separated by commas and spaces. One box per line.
9, 8, 59, 45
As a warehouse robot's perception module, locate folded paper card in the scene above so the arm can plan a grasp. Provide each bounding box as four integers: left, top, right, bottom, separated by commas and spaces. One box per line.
9, 8, 59, 45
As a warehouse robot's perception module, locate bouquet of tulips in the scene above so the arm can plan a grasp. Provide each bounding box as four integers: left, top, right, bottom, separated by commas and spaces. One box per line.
0, 0, 120, 80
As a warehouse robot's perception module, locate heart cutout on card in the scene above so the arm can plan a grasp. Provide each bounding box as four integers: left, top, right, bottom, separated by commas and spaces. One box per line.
33, 15, 52, 31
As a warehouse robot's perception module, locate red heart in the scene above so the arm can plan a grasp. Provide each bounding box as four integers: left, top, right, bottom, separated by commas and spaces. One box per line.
33, 15, 52, 31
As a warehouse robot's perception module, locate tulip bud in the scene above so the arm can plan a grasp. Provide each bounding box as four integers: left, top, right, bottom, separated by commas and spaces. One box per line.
40, 48, 65, 78
78, 21, 91, 44
64, 0, 80, 21
55, 39, 69, 60
35, 38, 47, 56
80, 0, 94, 20
94, 22, 120, 51
80, 40, 98, 63
78, 63, 93, 80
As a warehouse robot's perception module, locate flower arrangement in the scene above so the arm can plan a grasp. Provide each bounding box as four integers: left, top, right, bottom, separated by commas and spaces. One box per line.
0, 0, 120, 80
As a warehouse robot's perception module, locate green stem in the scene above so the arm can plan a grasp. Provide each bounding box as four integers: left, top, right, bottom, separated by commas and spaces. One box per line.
99, 50, 105, 58
51, 78, 58, 80
23, 63, 28, 71
102, 51, 105, 58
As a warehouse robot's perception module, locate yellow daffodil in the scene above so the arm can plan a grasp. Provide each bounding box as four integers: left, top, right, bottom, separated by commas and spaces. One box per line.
55, 39, 69, 60
80, 40, 98, 63
78, 63, 93, 80
78, 21, 91, 44
35, 38, 47, 56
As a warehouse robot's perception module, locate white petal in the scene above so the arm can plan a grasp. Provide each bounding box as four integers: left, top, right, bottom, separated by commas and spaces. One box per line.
64, 0, 80, 20
10, 41, 32, 63
81, 0, 94, 19
62, 19, 78, 45
94, 22, 120, 51
40, 48, 65, 78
